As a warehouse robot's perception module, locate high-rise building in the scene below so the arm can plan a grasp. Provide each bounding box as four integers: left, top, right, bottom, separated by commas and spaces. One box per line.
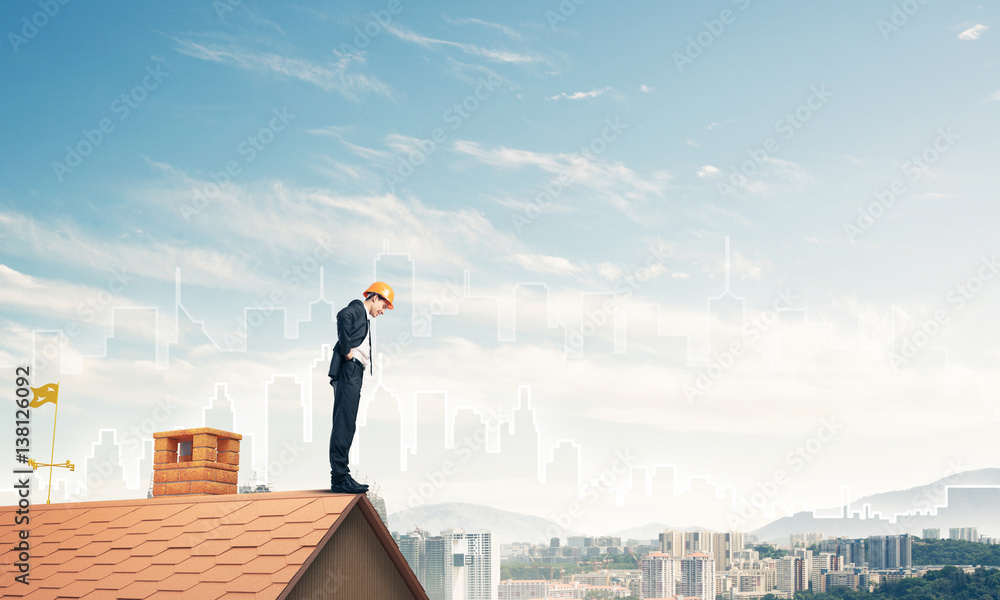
681, 552, 716, 600
685, 530, 715, 555
792, 548, 813, 586
820, 538, 865, 567
423, 533, 467, 600
777, 556, 805, 598
400, 528, 498, 600
659, 530, 684, 558
922, 528, 940, 540
811, 552, 841, 592
713, 532, 744, 572
950, 528, 978, 542
457, 530, 499, 600
641, 552, 675, 599
866, 535, 911, 570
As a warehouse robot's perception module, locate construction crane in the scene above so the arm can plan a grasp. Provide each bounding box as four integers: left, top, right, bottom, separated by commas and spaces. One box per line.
526, 550, 556, 581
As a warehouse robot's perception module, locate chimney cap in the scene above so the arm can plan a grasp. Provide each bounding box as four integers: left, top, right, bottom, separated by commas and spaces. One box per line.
154, 427, 242, 440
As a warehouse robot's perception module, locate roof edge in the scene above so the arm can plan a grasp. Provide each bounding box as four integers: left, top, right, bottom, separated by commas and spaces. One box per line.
275, 493, 362, 600
354, 494, 430, 600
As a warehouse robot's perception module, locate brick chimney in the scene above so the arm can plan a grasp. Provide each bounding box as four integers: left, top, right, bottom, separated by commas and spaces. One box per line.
152, 427, 241, 497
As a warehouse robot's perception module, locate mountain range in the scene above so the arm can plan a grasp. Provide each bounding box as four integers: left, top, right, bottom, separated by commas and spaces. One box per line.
387, 468, 1000, 546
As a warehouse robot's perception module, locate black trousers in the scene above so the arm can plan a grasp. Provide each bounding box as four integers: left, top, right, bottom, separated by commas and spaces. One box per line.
329, 359, 363, 482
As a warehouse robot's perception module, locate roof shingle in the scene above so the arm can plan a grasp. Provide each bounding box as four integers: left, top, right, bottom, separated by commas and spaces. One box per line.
0, 490, 360, 599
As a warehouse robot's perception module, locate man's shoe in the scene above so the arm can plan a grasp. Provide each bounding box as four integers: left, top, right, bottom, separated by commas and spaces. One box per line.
330, 478, 367, 494
345, 475, 369, 491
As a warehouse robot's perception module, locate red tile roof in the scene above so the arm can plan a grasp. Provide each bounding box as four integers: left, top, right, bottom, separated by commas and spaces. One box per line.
0, 490, 417, 599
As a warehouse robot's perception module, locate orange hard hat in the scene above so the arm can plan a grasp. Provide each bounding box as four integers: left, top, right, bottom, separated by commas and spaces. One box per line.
364, 282, 394, 309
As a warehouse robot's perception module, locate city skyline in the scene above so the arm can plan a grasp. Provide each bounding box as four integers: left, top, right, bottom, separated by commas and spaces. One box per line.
3, 1, 999, 536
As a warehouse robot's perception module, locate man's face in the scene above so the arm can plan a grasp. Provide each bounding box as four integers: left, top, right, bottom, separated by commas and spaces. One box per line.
368, 295, 388, 318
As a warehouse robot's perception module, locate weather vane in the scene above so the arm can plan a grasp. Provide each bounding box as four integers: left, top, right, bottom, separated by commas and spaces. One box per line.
27, 382, 72, 504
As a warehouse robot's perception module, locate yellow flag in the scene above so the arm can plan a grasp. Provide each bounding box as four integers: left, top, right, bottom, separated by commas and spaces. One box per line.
29, 383, 59, 408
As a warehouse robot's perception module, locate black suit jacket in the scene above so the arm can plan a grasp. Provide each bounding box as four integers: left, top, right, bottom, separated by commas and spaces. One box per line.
328, 299, 369, 381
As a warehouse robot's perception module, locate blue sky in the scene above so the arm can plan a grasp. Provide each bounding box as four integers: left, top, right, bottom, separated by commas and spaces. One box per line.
1, 1, 999, 533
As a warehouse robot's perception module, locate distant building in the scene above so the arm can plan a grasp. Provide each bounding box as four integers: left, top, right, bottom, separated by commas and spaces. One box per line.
685, 530, 715, 555
792, 548, 813, 586
777, 556, 806, 598
811, 552, 841, 592
922, 528, 940, 540
681, 552, 716, 600
400, 528, 498, 600
459, 530, 499, 600
641, 552, 676, 598
714, 532, 745, 572
497, 579, 548, 600
820, 538, 865, 567
824, 569, 861, 592
867, 534, 911, 570
660, 529, 685, 558
733, 549, 760, 562
790, 532, 824, 548
950, 527, 978, 542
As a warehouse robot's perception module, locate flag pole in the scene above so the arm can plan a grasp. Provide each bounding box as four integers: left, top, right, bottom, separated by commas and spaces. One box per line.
46, 382, 60, 505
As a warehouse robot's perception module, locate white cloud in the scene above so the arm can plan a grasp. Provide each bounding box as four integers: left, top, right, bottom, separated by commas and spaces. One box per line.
384, 24, 540, 64
171, 39, 389, 99
0, 264, 151, 338
958, 24, 988, 40
440, 14, 522, 39
731, 158, 816, 198
452, 140, 670, 216
547, 87, 612, 101
511, 254, 583, 276
597, 262, 623, 281
697, 165, 721, 179
639, 85, 653, 94
307, 127, 392, 162
134, 166, 523, 279
991, 90, 1000, 101
0, 210, 271, 291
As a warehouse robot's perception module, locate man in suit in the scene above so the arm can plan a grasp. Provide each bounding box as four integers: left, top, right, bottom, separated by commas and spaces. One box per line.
328, 281, 394, 494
